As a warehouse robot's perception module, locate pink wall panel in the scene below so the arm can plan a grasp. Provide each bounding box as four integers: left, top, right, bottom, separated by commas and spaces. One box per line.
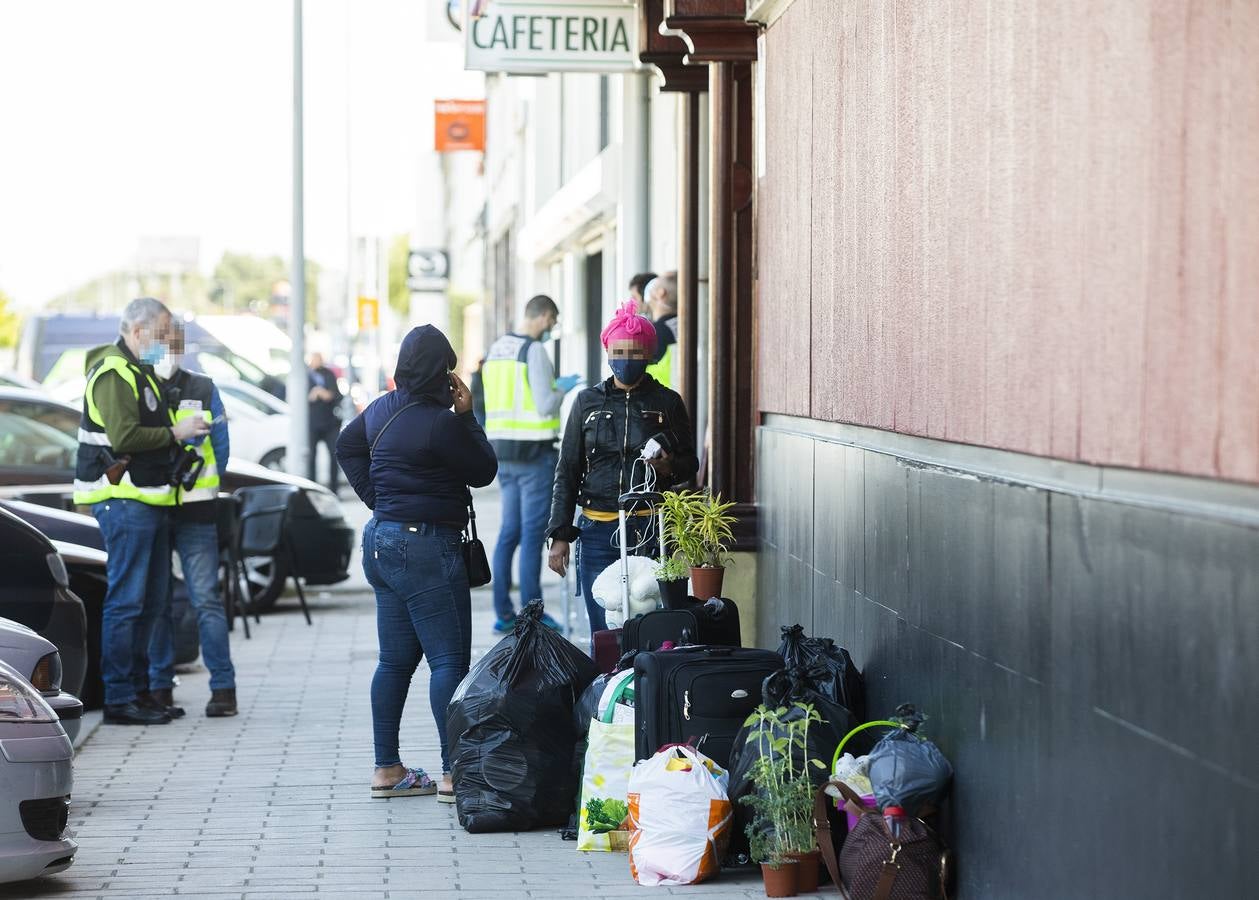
758, 0, 1259, 484
756, 0, 812, 417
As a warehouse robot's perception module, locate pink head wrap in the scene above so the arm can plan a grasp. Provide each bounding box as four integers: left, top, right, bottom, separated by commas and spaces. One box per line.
600, 300, 658, 354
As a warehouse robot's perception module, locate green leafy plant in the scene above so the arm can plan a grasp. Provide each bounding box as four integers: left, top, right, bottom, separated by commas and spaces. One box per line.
739, 704, 826, 867
584, 797, 629, 834
661, 489, 738, 569
654, 553, 689, 582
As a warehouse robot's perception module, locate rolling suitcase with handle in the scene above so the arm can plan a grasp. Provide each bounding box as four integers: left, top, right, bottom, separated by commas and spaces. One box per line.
633, 645, 784, 769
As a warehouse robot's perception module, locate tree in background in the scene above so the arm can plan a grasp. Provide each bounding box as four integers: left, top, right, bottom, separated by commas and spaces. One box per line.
0, 289, 20, 348
387, 234, 410, 317
212, 251, 320, 322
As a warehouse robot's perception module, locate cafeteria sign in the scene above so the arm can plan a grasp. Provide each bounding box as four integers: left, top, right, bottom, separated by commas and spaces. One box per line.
465, 0, 639, 74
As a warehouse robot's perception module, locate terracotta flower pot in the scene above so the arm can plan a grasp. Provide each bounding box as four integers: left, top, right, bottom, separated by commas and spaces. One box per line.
760, 860, 800, 898
657, 578, 689, 610
689, 565, 725, 601
787, 850, 820, 893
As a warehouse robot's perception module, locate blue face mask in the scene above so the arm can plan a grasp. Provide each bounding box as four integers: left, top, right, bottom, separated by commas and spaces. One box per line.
139, 341, 167, 366
539, 329, 552, 343
609, 358, 649, 386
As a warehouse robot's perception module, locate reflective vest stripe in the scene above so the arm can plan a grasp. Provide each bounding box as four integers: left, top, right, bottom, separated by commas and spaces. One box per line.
77, 428, 111, 446
72, 473, 178, 506
173, 406, 219, 505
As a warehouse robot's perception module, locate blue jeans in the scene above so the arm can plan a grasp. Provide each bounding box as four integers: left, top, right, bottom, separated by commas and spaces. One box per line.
576, 515, 657, 635
150, 518, 236, 691
363, 518, 471, 772
92, 500, 172, 706
491, 451, 557, 620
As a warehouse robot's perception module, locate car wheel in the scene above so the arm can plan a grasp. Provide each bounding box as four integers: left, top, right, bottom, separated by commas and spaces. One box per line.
260, 448, 286, 471
244, 554, 289, 611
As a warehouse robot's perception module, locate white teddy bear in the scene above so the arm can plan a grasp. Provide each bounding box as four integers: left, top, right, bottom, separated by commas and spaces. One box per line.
591, 556, 661, 628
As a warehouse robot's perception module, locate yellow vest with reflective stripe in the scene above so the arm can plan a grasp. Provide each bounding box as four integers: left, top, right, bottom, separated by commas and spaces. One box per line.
73, 355, 177, 507
646, 343, 676, 389
173, 407, 220, 503
482, 333, 561, 442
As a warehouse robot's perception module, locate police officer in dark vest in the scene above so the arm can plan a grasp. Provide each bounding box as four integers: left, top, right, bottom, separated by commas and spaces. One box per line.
73, 298, 209, 725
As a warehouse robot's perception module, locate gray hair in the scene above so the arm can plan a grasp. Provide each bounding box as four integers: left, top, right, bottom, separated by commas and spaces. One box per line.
119, 297, 171, 336
647, 273, 678, 312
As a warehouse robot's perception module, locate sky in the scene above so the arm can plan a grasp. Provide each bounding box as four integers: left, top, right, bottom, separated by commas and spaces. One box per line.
0, 0, 482, 308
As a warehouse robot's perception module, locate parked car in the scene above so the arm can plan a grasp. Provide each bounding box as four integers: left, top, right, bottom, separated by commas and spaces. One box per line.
0, 618, 83, 743
0, 659, 76, 885
0, 500, 199, 710
0, 507, 87, 704
0, 387, 353, 610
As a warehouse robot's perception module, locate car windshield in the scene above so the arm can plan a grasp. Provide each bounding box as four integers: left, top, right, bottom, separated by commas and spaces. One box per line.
0, 408, 78, 470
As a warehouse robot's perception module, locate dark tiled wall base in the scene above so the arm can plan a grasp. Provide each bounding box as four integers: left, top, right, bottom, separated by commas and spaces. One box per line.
756, 422, 1259, 899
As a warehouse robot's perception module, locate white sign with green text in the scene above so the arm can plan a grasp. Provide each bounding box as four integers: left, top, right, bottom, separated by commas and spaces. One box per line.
464, 0, 640, 74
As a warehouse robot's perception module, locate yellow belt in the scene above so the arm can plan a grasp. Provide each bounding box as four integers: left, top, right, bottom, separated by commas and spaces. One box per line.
582, 508, 651, 522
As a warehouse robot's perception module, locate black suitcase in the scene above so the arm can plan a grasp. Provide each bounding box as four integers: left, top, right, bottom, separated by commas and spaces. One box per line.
676, 597, 742, 647
622, 608, 700, 652
633, 645, 784, 769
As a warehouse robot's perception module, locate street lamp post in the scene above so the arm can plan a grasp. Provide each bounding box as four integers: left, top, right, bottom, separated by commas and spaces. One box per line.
287, 0, 309, 480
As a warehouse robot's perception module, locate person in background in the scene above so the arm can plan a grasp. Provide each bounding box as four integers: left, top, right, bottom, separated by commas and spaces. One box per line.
72, 297, 209, 726
644, 271, 679, 391
336, 325, 497, 802
628, 271, 657, 316
482, 295, 580, 634
148, 320, 238, 719
307, 352, 343, 491
546, 301, 697, 637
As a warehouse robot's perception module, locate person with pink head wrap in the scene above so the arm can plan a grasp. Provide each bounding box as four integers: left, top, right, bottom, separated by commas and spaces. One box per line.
544, 299, 698, 645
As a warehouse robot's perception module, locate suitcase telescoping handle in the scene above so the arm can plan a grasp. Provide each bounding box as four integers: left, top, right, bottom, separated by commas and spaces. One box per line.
616, 491, 669, 625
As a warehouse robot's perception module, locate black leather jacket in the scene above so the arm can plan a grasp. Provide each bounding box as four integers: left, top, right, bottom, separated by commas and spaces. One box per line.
547, 375, 697, 542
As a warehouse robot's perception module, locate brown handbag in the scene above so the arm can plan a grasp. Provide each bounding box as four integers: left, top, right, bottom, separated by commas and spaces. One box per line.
814, 780, 949, 900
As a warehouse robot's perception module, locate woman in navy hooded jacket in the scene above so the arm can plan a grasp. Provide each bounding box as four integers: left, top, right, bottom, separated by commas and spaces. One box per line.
336, 325, 497, 801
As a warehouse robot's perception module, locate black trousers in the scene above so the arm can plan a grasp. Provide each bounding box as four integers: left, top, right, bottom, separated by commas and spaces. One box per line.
309, 424, 341, 490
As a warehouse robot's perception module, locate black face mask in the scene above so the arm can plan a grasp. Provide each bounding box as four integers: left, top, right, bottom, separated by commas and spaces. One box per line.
609, 358, 649, 385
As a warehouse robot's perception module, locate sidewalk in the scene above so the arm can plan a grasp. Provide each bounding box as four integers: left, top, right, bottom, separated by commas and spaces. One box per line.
4, 487, 762, 900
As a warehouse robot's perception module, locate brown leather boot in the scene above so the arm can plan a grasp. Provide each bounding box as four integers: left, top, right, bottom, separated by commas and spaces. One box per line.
206, 688, 238, 718
148, 688, 186, 719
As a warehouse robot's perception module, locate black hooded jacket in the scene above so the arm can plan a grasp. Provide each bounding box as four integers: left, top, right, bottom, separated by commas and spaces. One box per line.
336, 326, 497, 525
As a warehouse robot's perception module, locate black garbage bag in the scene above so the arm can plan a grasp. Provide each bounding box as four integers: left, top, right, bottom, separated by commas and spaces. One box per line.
867, 706, 953, 817
573, 673, 612, 737
778, 624, 866, 721
726, 664, 858, 864
447, 600, 600, 833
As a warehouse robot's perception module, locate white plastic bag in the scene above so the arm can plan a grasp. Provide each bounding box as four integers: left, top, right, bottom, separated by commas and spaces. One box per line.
597, 669, 636, 725
577, 673, 637, 851
627, 745, 733, 886
831, 751, 873, 796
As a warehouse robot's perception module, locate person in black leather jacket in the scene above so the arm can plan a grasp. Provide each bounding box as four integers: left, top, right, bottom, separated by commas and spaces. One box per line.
547, 301, 697, 635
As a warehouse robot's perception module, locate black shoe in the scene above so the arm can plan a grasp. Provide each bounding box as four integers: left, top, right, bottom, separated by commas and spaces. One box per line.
103, 701, 171, 725
205, 688, 238, 718
138, 689, 186, 719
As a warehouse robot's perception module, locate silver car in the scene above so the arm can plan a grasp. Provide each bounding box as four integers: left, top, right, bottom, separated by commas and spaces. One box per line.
0, 658, 76, 884
0, 619, 83, 744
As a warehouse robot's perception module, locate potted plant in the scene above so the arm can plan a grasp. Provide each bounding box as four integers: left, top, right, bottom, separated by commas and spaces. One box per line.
739, 704, 826, 897
654, 553, 690, 609
664, 489, 737, 600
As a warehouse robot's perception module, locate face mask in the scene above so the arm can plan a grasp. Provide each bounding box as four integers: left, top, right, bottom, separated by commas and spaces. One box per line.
153, 354, 181, 380
609, 358, 648, 386
539, 329, 552, 343
139, 341, 167, 366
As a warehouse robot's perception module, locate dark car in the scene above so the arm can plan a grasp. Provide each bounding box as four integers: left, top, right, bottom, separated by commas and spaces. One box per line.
0, 507, 88, 703
17, 313, 286, 399
0, 387, 353, 609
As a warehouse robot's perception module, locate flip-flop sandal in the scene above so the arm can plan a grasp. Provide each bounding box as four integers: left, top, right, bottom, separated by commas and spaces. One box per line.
371, 768, 437, 799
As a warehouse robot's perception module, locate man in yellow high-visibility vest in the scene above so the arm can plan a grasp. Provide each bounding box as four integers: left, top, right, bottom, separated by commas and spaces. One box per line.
73, 297, 209, 726
482, 294, 581, 633
644, 272, 679, 390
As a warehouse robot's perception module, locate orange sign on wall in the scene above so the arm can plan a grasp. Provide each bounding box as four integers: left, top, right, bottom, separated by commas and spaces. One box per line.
435, 99, 486, 153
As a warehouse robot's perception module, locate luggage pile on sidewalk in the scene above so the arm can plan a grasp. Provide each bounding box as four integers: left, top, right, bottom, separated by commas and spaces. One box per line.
441, 492, 956, 897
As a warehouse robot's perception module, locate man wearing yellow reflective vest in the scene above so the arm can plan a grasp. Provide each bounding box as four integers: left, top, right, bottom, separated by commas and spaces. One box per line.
644, 272, 679, 389
73, 298, 209, 726
149, 320, 238, 719
483, 294, 581, 633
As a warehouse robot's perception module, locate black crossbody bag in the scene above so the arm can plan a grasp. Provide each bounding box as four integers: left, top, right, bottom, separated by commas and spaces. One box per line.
370, 401, 491, 587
